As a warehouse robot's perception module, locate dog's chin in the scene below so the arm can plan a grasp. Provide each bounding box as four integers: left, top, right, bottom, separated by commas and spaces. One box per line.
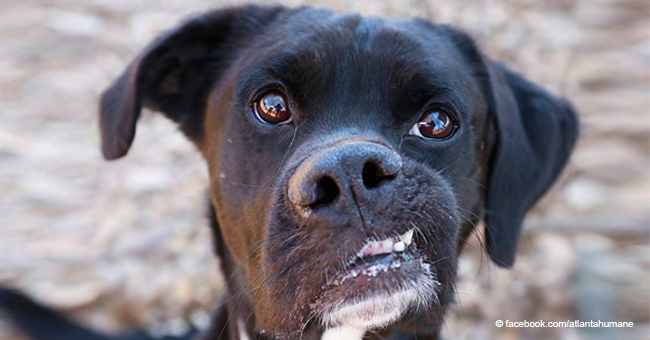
314, 240, 439, 332
319, 273, 436, 331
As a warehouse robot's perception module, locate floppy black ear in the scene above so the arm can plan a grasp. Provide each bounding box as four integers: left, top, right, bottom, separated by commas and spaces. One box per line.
483, 61, 579, 267
99, 5, 285, 160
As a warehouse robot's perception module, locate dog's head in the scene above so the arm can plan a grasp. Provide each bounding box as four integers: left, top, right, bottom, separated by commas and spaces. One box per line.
98, 5, 578, 338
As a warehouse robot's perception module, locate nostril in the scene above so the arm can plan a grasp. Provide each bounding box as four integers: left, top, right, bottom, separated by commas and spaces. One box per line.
362, 160, 396, 189
311, 176, 340, 208
289, 143, 402, 212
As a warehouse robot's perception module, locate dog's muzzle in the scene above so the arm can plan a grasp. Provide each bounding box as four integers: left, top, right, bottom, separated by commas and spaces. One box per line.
283, 141, 440, 330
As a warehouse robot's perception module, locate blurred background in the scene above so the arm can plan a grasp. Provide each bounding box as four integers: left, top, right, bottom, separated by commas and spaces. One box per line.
0, 0, 648, 339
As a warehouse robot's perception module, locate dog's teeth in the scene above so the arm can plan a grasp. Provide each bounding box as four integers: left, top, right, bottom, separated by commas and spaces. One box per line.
402, 229, 414, 246
358, 230, 416, 258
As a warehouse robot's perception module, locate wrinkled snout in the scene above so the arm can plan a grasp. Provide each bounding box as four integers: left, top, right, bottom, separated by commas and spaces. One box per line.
287, 141, 403, 226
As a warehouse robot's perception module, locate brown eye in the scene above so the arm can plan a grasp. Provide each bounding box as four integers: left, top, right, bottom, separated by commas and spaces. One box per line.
253, 90, 292, 124
408, 110, 456, 139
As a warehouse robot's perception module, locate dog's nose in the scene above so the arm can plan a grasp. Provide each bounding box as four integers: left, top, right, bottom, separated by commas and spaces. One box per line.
287, 141, 402, 221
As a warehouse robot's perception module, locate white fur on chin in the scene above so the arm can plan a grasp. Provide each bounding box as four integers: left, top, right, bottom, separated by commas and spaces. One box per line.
321, 325, 366, 340
319, 271, 438, 336
238, 318, 251, 340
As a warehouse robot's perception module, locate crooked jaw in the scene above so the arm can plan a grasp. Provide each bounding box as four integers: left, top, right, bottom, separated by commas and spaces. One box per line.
318, 229, 439, 332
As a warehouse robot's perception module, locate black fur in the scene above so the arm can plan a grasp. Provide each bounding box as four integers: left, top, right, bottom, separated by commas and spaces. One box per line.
99, 4, 285, 159
483, 62, 579, 267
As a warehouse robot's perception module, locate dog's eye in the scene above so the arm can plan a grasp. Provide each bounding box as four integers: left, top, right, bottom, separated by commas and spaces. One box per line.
408, 110, 456, 139
253, 90, 292, 124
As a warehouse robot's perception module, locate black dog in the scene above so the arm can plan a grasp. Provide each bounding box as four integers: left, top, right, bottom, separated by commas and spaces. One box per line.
0, 4, 578, 340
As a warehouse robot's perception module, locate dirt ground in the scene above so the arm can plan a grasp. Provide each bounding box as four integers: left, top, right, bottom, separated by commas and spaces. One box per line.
1, 0, 648, 339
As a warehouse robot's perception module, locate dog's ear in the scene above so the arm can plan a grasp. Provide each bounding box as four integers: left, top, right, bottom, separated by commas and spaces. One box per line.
99, 5, 285, 160
483, 61, 579, 267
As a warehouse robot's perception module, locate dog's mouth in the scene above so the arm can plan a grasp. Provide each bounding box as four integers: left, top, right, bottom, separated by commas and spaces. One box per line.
324, 229, 422, 287
313, 228, 438, 330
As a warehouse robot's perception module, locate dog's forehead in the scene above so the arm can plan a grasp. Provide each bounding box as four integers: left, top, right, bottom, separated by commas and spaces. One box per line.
233, 10, 478, 124
252, 9, 464, 80
272, 8, 445, 50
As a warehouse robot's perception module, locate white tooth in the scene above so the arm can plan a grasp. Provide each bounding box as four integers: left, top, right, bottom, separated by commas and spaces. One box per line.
393, 241, 406, 252
402, 229, 414, 246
